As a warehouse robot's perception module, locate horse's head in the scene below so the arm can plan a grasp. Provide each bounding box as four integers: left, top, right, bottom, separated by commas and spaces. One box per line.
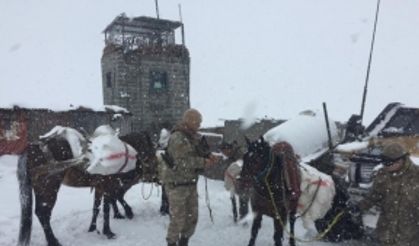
120, 132, 157, 169
241, 136, 271, 183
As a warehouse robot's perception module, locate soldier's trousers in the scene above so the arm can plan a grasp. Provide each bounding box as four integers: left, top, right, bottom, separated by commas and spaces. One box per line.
166, 184, 198, 244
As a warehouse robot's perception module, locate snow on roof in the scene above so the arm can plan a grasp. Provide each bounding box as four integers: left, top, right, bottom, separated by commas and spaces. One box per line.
366, 103, 402, 136
0, 104, 130, 114
198, 131, 223, 138
263, 110, 339, 158
335, 141, 369, 153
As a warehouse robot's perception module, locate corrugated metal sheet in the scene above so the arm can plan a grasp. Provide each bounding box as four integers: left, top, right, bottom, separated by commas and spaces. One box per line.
0, 111, 28, 155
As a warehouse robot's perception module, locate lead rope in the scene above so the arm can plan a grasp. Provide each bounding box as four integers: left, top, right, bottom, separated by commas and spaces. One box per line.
204, 177, 214, 223
296, 177, 322, 219
263, 151, 345, 243
141, 182, 154, 200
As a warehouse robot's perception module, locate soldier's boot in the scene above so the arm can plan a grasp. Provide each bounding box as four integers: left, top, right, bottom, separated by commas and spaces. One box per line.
168, 243, 177, 246
178, 237, 189, 246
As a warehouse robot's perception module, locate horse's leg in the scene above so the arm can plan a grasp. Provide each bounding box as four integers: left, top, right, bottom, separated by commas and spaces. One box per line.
273, 218, 283, 246
102, 195, 116, 239
111, 196, 125, 219
239, 193, 249, 220
88, 189, 102, 232
117, 193, 133, 219
230, 194, 238, 223
34, 183, 62, 246
248, 213, 262, 246
160, 185, 170, 215
288, 212, 296, 246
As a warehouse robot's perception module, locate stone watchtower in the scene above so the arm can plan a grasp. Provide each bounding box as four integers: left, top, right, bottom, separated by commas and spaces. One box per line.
101, 13, 190, 134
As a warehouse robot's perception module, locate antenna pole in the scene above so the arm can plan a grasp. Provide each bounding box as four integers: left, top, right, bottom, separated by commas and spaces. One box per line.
155, 0, 160, 19
178, 4, 185, 45
322, 102, 334, 150
360, 0, 381, 123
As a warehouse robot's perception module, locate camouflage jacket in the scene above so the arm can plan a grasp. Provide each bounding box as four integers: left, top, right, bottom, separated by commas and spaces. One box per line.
160, 129, 205, 185
359, 158, 419, 246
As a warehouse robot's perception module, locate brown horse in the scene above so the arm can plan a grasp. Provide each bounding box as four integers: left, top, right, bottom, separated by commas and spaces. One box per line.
240, 137, 297, 246
17, 132, 157, 246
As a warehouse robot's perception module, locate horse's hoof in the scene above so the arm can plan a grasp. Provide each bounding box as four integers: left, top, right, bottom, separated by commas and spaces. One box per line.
88, 225, 96, 232
160, 208, 169, 216
125, 209, 134, 219
47, 239, 62, 246
114, 213, 125, 219
104, 231, 116, 239
160, 206, 169, 216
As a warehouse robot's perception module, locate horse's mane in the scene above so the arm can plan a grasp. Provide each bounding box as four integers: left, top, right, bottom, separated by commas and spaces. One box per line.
119, 131, 154, 153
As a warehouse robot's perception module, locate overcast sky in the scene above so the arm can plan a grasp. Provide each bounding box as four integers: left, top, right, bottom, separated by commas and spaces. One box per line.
1, 0, 418, 127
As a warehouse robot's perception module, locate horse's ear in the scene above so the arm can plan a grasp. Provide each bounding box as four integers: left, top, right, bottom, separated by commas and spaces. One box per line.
259, 136, 265, 143
145, 132, 153, 147
244, 136, 251, 147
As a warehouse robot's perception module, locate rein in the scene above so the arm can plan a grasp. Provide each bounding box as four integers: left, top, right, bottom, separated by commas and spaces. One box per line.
296, 177, 322, 219
141, 182, 154, 200
204, 177, 214, 223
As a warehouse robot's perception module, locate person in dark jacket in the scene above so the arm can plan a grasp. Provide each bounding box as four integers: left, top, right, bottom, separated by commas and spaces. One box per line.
358, 142, 419, 246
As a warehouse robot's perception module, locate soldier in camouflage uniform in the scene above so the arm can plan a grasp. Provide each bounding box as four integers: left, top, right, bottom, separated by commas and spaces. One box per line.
161, 109, 219, 246
358, 142, 419, 246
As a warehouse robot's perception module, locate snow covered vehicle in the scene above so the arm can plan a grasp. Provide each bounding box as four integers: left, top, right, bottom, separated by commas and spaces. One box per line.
333, 102, 419, 202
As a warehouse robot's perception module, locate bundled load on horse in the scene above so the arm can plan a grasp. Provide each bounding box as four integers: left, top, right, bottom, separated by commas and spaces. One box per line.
40, 125, 138, 175
258, 110, 339, 227
87, 125, 137, 175
17, 125, 157, 246
240, 110, 364, 246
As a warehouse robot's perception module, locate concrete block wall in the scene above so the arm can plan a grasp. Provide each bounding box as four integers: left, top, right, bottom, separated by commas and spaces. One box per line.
102, 45, 190, 135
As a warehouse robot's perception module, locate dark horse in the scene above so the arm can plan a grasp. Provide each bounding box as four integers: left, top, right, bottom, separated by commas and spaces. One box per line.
241, 137, 297, 246
17, 132, 157, 246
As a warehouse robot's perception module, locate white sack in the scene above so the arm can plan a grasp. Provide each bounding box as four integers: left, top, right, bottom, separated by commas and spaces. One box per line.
224, 160, 243, 194
86, 129, 137, 175
297, 163, 335, 230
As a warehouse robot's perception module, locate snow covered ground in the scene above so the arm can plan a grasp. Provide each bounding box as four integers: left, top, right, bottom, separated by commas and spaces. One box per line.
1, 155, 365, 246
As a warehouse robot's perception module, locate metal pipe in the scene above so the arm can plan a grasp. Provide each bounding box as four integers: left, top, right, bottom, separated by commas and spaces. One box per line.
323, 102, 333, 150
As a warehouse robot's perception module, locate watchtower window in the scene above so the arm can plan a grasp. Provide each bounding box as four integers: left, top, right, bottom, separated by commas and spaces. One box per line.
150, 71, 168, 92
106, 72, 112, 88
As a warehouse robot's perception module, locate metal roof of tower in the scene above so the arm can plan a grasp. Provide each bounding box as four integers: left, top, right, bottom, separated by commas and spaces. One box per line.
103, 14, 182, 34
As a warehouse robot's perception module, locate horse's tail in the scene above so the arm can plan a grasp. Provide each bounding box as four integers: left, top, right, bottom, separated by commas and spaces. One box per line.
17, 151, 32, 246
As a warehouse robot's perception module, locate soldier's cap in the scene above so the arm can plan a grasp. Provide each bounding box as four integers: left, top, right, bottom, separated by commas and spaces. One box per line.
380, 142, 409, 166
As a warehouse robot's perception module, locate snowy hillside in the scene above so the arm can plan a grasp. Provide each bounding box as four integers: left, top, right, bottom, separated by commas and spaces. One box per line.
0, 155, 371, 246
